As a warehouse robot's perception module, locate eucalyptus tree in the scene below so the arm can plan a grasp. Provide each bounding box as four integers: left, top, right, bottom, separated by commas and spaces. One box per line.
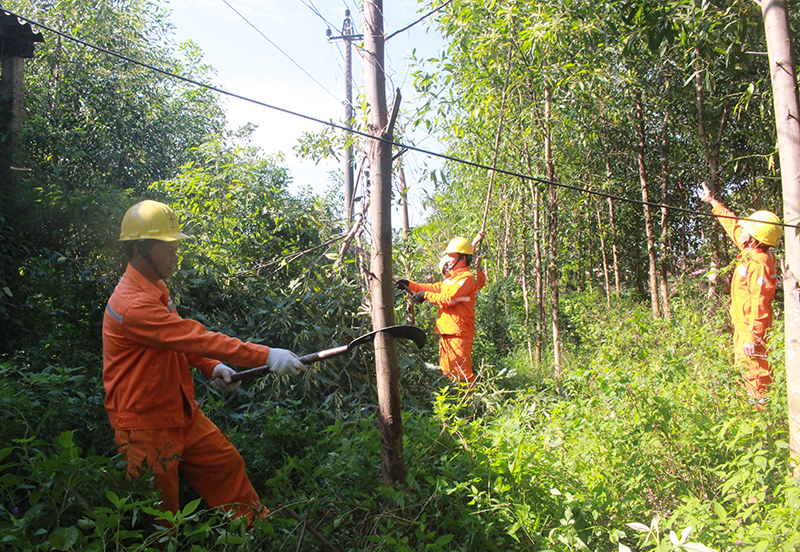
664, 0, 781, 297
419, 0, 609, 376
363, 0, 406, 486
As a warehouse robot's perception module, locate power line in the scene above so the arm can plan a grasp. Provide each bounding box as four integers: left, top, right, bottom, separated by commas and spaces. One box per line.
385, 0, 453, 41
4, 9, 791, 231
299, 0, 343, 33
220, 0, 342, 106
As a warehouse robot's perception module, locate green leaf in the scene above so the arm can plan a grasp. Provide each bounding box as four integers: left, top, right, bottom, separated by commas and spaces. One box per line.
435, 534, 455, 545
48, 526, 79, 550
681, 543, 719, 552
182, 497, 202, 516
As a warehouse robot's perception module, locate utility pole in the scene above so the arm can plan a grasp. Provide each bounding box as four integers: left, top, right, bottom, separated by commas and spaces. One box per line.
327, 10, 362, 227
0, 10, 43, 200
759, 0, 800, 463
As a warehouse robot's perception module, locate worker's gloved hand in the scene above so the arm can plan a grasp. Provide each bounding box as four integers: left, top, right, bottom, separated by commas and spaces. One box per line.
211, 363, 241, 392
395, 279, 410, 290
268, 348, 306, 376
742, 342, 756, 357
413, 291, 426, 304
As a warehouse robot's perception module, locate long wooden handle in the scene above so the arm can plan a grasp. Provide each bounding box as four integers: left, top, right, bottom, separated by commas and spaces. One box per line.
230, 365, 271, 382
393, 278, 413, 294
229, 344, 351, 382
298, 344, 349, 365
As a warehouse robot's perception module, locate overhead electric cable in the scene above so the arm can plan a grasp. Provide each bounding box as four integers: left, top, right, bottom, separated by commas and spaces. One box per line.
385, 0, 453, 41
220, 0, 342, 106
299, 0, 343, 33
5, 8, 791, 231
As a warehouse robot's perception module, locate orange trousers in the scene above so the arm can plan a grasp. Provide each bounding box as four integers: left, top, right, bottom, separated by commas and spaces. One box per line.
733, 328, 772, 400
114, 405, 261, 519
439, 335, 475, 382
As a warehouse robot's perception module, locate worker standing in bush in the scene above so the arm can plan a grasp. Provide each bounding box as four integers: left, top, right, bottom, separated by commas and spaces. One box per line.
699, 183, 781, 402
396, 231, 486, 383
102, 200, 305, 521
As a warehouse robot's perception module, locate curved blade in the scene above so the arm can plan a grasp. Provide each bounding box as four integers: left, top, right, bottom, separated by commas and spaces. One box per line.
348, 324, 427, 350
230, 325, 427, 382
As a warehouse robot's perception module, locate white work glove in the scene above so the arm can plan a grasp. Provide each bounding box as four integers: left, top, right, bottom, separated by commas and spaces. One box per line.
211, 363, 241, 392
268, 348, 306, 376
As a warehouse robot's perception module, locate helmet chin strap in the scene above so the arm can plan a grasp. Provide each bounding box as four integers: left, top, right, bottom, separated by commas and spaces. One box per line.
446, 254, 465, 275
136, 243, 165, 280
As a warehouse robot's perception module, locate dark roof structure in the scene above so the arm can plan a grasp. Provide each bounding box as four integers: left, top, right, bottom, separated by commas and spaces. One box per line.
0, 9, 44, 59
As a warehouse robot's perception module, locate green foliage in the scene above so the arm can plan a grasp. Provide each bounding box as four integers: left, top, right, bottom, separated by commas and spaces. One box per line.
2, 0, 798, 550
0, 0, 225, 358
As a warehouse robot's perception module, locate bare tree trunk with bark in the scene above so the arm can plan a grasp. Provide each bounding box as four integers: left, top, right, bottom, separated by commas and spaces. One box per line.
695, 58, 729, 301
658, 104, 672, 319
520, 185, 534, 366
544, 80, 563, 377
396, 160, 415, 325
635, 93, 662, 318
603, 155, 621, 294
503, 191, 511, 278
363, 0, 405, 486
597, 205, 611, 308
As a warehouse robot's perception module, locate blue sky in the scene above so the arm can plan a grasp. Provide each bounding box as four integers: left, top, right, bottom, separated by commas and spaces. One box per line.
166, 0, 447, 227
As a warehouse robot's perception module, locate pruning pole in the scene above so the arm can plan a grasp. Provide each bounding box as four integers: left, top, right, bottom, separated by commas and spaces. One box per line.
478, 46, 513, 255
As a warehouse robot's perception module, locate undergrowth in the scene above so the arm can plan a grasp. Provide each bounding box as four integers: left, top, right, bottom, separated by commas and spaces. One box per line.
1, 288, 798, 550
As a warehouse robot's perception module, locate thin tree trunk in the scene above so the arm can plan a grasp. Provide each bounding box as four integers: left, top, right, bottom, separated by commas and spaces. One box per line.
635, 93, 662, 318
523, 143, 544, 367
363, 0, 405, 486
760, 0, 800, 462
534, 185, 544, 367
396, 160, 414, 325
545, 80, 563, 377
597, 205, 611, 308
695, 57, 729, 300
608, 197, 621, 294
577, 225, 584, 291
520, 183, 534, 366
503, 191, 511, 278
679, 173, 688, 269
658, 104, 672, 319
604, 154, 622, 294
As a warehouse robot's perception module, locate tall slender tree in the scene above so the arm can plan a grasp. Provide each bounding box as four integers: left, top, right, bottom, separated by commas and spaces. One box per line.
363, 0, 405, 485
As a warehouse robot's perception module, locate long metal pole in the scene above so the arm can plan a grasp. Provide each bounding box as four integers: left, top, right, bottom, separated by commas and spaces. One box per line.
343, 10, 355, 225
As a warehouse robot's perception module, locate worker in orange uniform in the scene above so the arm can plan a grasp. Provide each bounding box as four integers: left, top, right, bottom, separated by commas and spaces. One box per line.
699, 183, 781, 401
103, 200, 306, 521
396, 232, 486, 382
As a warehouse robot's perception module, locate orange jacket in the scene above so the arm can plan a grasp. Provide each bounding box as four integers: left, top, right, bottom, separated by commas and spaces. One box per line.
408, 266, 485, 337
713, 203, 778, 339
102, 264, 271, 430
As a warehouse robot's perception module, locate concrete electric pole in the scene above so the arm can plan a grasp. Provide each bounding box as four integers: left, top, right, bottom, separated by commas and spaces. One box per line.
327, 10, 362, 227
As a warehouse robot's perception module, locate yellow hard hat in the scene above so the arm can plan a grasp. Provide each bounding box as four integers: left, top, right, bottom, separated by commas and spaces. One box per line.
445, 236, 474, 256
741, 210, 781, 246
119, 200, 189, 242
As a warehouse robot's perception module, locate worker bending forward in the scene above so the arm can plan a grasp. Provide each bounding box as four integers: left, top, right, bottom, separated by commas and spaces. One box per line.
397, 232, 485, 382
103, 200, 305, 520
700, 183, 781, 401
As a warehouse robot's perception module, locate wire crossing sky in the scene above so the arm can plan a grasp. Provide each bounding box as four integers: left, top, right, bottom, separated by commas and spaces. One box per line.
3, 5, 792, 231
